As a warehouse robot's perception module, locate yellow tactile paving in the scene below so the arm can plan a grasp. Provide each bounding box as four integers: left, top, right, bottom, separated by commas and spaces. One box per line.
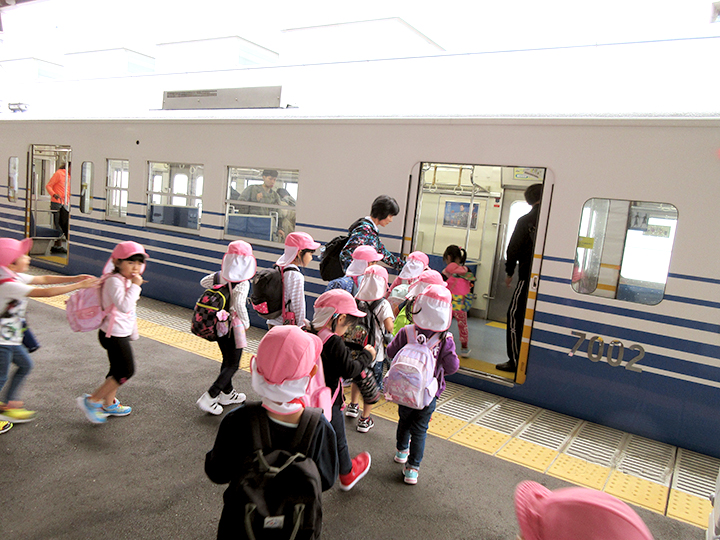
605, 470, 669, 514
427, 412, 467, 438
496, 438, 558, 472
450, 424, 511, 454
667, 490, 713, 528
547, 454, 612, 490
372, 401, 400, 422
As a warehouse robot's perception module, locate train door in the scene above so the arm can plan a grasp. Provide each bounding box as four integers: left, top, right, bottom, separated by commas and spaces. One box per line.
407, 162, 546, 385
25, 144, 72, 265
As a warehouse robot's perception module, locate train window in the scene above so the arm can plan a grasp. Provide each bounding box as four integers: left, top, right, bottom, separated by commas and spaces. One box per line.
225, 167, 297, 243
8, 156, 19, 203
80, 161, 93, 214
572, 199, 678, 305
106, 159, 129, 222
147, 161, 203, 231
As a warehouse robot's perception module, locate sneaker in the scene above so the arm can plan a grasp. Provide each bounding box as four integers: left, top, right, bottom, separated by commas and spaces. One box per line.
102, 399, 132, 416
196, 392, 223, 415
0, 421, 12, 434
338, 452, 371, 491
0, 407, 37, 423
459, 347, 471, 358
217, 389, 246, 406
357, 416, 374, 433
345, 403, 360, 418
403, 466, 419, 485
76, 395, 107, 424
394, 448, 409, 464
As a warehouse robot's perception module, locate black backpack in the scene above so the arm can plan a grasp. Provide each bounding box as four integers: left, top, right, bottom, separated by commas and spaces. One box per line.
344, 299, 382, 350
191, 272, 232, 341
318, 218, 371, 281
222, 404, 323, 540
250, 265, 298, 320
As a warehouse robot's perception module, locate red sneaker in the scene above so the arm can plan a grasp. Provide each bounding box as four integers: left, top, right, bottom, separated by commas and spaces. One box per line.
338, 452, 371, 491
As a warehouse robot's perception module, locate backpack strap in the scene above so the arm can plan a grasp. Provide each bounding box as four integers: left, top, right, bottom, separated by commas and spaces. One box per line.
247, 402, 273, 453
290, 407, 322, 456
98, 274, 119, 338
317, 329, 344, 404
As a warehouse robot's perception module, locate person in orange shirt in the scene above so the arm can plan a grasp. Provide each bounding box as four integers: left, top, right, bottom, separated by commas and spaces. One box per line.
45, 164, 69, 253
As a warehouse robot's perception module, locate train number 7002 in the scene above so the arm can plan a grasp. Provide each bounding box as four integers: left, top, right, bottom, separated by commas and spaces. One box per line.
568, 331, 644, 373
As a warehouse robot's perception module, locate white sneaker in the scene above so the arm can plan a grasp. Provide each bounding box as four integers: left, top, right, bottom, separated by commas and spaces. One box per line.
196, 392, 223, 415
218, 389, 246, 406
459, 347, 471, 358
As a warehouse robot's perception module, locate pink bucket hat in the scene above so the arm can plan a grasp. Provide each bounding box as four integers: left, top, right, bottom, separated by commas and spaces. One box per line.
103, 241, 149, 274
399, 251, 429, 280
355, 264, 389, 302
254, 325, 322, 384
412, 284, 452, 332
514, 481, 654, 540
0, 237, 32, 267
407, 269, 446, 298
312, 289, 367, 328
346, 245, 383, 277
276, 232, 321, 267
221, 240, 256, 283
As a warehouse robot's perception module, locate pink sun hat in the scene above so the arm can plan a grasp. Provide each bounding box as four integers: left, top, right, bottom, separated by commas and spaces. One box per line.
0, 237, 32, 268
276, 232, 321, 267
355, 264, 389, 302
345, 245, 383, 277
312, 289, 367, 327
102, 241, 149, 274
412, 284, 452, 332
407, 269, 446, 298
514, 481, 654, 540
254, 325, 322, 384
221, 240, 256, 282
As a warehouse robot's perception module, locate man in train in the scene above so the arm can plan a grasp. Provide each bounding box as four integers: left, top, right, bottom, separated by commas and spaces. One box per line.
498, 183, 543, 372
235, 169, 287, 240
45, 162, 70, 254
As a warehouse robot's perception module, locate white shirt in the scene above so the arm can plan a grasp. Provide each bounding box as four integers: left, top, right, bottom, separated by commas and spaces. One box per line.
0, 272, 33, 346
200, 273, 250, 330
369, 298, 393, 365
101, 273, 142, 338
268, 264, 306, 328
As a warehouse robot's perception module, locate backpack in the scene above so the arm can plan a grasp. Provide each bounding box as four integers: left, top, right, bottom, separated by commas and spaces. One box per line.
318, 235, 349, 281
343, 299, 381, 351
226, 404, 324, 540
191, 273, 233, 341
66, 274, 117, 335
383, 326, 442, 410
250, 265, 298, 320
302, 329, 343, 421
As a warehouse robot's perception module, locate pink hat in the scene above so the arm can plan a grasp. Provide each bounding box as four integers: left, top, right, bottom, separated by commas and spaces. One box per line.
514, 481, 654, 540
276, 232, 321, 267
399, 251, 429, 280
353, 245, 383, 262
412, 284, 452, 332
221, 240, 256, 282
407, 251, 429, 266
254, 325, 322, 384
312, 289, 367, 327
407, 269, 446, 298
102, 241, 149, 274
355, 265, 389, 302
0, 238, 32, 267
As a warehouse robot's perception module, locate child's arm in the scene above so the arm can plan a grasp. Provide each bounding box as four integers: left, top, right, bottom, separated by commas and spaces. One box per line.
387, 326, 408, 358
235, 280, 250, 329
286, 271, 306, 326
26, 276, 98, 298
104, 275, 141, 313
30, 274, 95, 285
439, 334, 460, 377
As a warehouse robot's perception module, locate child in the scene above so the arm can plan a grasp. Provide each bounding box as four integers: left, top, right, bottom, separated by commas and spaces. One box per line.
0, 238, 97, 424
205, 325, 339, 538
346, 265, 394, 433
388, 250, 429, 293
76, 241, 147, 424
312, 289, 375, 490
324, 245, 383, 295
513, 481, 654, 540
393, 269, 446, 335
442, 245, 476, 358
387, 284, 459, 485
268, 231, 320, 329
196, 240, 256, 415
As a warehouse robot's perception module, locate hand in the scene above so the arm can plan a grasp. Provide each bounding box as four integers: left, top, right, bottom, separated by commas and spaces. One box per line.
77, 277, 100, 289
505, 275, 513, 288
256, 192, 263, 202
364, 344, 376, 360
77, 274, 95, 281
277, 229, 286, 241
131, 275, 144, 286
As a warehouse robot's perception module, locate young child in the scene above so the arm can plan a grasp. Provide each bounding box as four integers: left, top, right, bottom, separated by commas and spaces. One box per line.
205, 325, 339, 538
268, 231, 320, 329
312, 289, 375, 490
324, 245, 383, 295
387, 284, 459, 485
76, 241, 147, 424
513, 481, 654, 540
0, 237, 97, 425
393, 269, 446, 335
388, 250, 429, 293
442, 245, 476, 358
346, 265, 394, 433
196, 240, 256, 415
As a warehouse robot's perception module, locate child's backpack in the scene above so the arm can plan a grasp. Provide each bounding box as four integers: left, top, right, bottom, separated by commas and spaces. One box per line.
66, 275, 117, 335
191, 273, 233, 341
250, 265, 298, 320
302, 328, 343, 421
318, 234, 349, 282
229, 404, 324, 540
343, 299, 381, 351
384, 326, 442, 410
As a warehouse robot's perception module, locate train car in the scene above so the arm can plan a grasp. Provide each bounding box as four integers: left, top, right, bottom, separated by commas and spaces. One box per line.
0, 114, 718, 459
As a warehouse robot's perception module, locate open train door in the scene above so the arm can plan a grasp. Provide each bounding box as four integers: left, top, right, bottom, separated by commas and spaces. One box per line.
403, 162, 551, 386
25, 144, 72, 265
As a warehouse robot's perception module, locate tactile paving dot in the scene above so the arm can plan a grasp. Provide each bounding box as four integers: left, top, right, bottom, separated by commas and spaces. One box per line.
427, 412, 467, 439
450, 424, 510, 454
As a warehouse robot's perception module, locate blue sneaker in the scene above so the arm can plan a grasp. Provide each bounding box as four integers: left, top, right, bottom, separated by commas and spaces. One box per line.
102, 399, 132, 417
77, 394, 107, 424
403, 466, 419, 485
394, 448, 409, 464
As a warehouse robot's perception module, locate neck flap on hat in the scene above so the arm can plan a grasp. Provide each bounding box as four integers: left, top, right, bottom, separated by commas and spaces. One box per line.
251, 356, 310, 415
399, 258, 425, 280
345, 259, 368, 277
355, 273, 386, 302
221, 252, 256, 282
276, 246, 299, 268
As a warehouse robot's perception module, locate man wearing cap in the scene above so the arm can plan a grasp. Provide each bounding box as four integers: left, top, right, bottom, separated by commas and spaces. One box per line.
236, 170, 288, 240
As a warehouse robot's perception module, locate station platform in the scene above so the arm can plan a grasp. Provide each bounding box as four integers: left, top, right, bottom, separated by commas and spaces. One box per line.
1, 267, 712, 539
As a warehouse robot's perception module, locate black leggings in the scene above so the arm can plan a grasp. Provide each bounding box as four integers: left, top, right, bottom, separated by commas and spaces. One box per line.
208, 330, 243, 398
98, 330, 135, 384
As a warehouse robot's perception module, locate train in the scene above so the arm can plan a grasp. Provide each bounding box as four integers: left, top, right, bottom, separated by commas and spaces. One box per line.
0, 111, 718, 459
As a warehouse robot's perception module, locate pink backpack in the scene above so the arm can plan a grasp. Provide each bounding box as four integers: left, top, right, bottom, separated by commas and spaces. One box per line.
299, 328, 342, 421
66, 275, 117, 335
